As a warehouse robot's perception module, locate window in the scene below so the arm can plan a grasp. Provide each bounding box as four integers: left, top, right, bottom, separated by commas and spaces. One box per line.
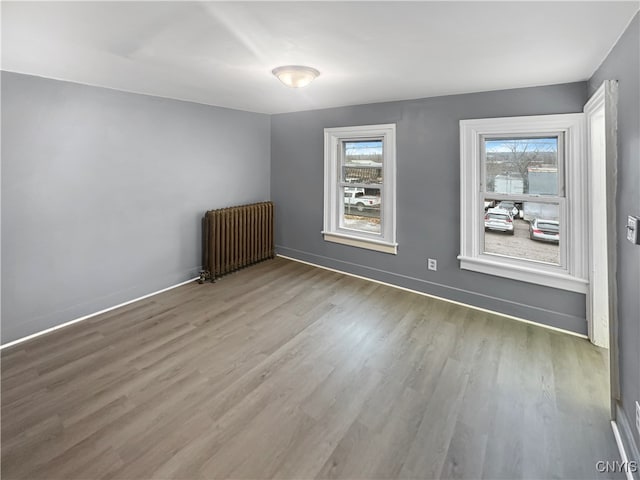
459, 114, 588, 292
323, 124, 397, 254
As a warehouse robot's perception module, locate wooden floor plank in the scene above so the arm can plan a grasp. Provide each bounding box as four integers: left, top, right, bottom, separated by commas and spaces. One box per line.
1, 257, 620, 479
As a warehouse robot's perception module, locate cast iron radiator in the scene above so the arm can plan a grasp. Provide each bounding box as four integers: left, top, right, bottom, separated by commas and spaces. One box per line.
201, 201, 275, 282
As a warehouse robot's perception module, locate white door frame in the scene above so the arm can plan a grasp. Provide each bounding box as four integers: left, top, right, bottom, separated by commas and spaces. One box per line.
584, 80, 619, 411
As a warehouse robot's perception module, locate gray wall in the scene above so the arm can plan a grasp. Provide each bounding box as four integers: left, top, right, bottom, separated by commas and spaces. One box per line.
1, 72, 270, 343
271, 82, 589, 334
589, 13, 640, 459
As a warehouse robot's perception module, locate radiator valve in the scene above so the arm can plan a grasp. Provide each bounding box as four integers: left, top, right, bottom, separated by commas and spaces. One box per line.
198, 270, 213, 284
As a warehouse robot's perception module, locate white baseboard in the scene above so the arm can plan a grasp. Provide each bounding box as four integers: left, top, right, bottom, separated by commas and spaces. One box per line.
612, 402, 640, 480
277, 253, 588, 340
3, 253, 588, 350
0, 276, 200, 350
612, 420, 636, 480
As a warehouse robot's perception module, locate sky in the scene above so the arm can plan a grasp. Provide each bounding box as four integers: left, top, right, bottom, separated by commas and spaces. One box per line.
485, 137, 558, 153
343, 138, 557, 155
344, 140, 383, 157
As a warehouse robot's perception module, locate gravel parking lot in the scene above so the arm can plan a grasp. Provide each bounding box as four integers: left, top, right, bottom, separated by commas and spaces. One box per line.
344, 212, 559, 265
485, 219, 559, 264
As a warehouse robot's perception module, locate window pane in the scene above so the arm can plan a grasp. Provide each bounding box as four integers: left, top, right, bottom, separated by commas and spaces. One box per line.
342, 140, 383, 184
485, 137, 559, 195
484, 199, 560, 265
343, 186, 381, 234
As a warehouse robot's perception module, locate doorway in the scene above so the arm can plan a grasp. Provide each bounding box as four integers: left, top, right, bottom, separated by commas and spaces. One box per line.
584, 80, 619, 413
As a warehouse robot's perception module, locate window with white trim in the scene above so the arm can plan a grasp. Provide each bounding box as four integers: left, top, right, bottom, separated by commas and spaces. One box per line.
323, 124, 397, 254
459, 114, 588, 292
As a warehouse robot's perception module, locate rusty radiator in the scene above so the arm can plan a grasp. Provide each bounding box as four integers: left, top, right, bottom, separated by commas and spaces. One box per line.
201, 201, 274, 282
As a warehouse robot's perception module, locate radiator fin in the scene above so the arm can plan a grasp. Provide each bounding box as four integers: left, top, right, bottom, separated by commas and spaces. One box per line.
202, 202, 274, 281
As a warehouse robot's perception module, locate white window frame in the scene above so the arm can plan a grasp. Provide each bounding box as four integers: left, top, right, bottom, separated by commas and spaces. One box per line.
459, 113, 588, 293
323, 124, 397, 254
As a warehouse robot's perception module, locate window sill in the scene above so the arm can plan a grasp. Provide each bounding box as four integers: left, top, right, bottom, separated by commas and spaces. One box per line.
458, 255, 588, 293
322, 231, 398, 254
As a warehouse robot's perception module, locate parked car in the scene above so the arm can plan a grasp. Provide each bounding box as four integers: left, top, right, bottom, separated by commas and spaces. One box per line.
529, 218, 560, 243
484, 208, 514, 234
344, 188, 381, 212
496, 201, 519, 218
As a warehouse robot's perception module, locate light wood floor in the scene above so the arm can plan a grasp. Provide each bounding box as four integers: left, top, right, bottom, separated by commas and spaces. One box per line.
1, 257, 621, 479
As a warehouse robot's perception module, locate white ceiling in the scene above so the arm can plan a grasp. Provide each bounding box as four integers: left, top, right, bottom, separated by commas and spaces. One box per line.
2, 1, 638, 114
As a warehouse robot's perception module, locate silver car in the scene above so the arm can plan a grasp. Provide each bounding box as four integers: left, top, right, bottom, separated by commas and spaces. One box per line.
529, 218, 559, 243
484, 208, 514, 235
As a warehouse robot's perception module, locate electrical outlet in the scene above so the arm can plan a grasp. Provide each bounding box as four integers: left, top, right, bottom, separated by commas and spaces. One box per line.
636, 401, 640, 436
427, 258, 437, 271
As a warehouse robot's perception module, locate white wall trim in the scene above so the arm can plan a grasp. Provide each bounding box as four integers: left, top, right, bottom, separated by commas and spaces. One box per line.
459, 113, 588, 291
323, 123, 397, 253
277, 253, 587, 339
0, 276, 200, 350
321, 231, 398, 254
611, 421, 636, 480
584, 81, 619, 358
585, 82, 609, 348
458, 255, 588, 293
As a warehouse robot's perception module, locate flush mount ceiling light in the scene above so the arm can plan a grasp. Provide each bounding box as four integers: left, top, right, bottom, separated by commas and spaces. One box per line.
272, 65, 320, 88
